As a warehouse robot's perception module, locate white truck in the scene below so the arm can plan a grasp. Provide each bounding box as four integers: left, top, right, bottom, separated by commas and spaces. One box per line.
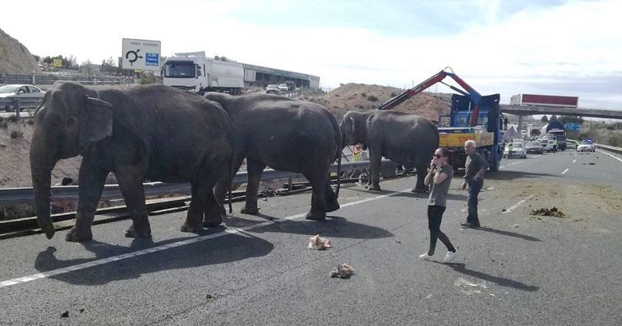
162, 52, 244, 95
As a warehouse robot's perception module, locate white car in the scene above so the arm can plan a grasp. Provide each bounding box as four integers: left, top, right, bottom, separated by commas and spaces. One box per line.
526, 140, 544, 154
504, 142, 527, 158
576, 140, 595, 152
265, 84, 279, 94
540, 139, 554, 152
278, 84, 289, 93
0, 84, 46, 111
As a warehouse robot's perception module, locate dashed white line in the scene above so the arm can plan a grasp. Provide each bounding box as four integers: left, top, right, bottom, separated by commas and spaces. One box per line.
499, 161, 524, 169
562, 168, 569, 175
0, 188, 412, 289
503, 194, 535, 214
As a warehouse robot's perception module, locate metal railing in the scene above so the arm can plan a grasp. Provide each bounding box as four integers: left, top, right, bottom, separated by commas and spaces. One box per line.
0, 159, 394, 205
1, 74, 134, 86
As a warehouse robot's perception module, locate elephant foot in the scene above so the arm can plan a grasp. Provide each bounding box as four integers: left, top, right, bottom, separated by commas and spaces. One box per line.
203, 220, 223, 228
180, 221, 203, 233
326, 199, 340, 212
125, 223, 152, 238
411, 187, 427, 194
241, 207, 260, 215
305, 211, 326, 221
368, 185, 381, 191
65, 226, 93, 242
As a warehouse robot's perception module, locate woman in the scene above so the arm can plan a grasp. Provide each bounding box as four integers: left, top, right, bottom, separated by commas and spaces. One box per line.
419, 147, 458, 263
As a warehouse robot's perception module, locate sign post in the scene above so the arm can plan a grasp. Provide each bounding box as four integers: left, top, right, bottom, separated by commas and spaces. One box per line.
121, 38, 161, 71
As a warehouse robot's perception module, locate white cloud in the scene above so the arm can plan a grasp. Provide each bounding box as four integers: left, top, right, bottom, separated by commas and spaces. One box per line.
1, 0, 621, 109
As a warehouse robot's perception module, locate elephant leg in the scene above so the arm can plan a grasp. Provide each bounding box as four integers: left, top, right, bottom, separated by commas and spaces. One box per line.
412, 163, 429, 193
181, 182, 207, 233
115, 168, 152, 238
325, 178, 340, 212
214, 153, 246, 216
304, 172, 328, 221
203, 190, 224, 228
66, 164, 108, 242
242, 158, 266, 215
368, 148, 382, 191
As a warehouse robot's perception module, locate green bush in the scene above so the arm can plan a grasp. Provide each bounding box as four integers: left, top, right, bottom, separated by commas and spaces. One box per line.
390, 92, 397, 97
0, 121, 7, 129
361, 93, 366, 97
367, 95, 379, 102
7, 115, 19, 123
139, 72, 160, 85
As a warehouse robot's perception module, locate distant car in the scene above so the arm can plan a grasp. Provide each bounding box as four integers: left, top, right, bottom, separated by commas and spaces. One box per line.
278, 84, 289, 93
0, 84, 46, 111
540, 139, 554, 152
526, 140, 544, 154
577, 140, 595, 152
503, 142, 527, 158
265, 84, 279, 94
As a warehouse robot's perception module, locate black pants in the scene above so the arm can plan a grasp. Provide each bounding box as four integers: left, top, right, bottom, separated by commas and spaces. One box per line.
427, 205, 456, 255
467, 178, 483, 224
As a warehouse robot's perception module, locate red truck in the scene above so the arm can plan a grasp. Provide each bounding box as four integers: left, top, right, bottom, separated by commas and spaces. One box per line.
510, 94, 579, 108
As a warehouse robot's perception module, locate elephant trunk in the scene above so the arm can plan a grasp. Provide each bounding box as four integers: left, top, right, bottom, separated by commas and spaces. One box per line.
30, 128, 57, 239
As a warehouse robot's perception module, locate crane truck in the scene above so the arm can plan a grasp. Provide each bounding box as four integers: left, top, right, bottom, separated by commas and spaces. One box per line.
378, 67, 503, 171
162, 52, 245, 95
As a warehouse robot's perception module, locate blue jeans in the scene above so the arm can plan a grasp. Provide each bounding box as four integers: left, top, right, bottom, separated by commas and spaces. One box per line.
467, 178, 483, 224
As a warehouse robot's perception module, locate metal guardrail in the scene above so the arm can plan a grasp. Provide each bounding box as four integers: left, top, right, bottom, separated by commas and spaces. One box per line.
1, 74, 134, 86
0, 160, 394, 205
0, 97, 42, 113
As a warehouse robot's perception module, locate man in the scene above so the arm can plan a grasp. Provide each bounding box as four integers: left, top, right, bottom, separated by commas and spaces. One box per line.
461, 140, 489, 228
552, 137, 558, 152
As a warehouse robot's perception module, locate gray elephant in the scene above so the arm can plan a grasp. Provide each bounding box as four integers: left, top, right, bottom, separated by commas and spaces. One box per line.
340, 110, 439, 192
203, 92, 342, 221
30, 82, 234, 242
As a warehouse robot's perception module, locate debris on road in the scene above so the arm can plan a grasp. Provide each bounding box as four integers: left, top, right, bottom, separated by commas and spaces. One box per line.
61, 311, 69, 318
531, 207, 567, 218
330, 264, 354, 279
308, 234, 332, 250
454, 277, 488, 295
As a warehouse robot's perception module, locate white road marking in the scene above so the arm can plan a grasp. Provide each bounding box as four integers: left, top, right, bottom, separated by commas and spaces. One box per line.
0, 188, 412, 289
562, 168, 569, 175
597, 149, 622, 163
499, 161, 524, 169
503, 194, 535, 214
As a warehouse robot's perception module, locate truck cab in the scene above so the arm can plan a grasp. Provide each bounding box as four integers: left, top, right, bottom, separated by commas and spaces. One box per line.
438, 93, 502, 171
162, 52, 244, 95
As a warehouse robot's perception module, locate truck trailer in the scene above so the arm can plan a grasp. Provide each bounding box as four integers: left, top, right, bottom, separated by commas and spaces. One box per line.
162, 52, 245, 95
539, 120, 567, 150
510, 94, 579, 108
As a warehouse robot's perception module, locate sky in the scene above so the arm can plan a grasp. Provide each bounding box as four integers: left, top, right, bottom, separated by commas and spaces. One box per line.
2, 0, 621, 110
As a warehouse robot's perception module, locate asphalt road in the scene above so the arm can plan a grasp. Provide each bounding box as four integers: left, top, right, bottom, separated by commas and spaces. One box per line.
1, 149, 622, 326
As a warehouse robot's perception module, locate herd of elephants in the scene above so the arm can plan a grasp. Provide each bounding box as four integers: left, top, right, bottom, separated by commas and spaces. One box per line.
30, 82, 439, 242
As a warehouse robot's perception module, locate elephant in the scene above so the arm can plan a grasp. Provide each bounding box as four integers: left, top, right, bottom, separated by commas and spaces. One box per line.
203, 92, 342, 221
340, 110, 439, 192
30, 82, 234, 242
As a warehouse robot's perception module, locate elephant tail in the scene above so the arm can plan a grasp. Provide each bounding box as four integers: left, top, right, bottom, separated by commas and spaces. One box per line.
227, 151, 234, 214
335, 137, 343, 197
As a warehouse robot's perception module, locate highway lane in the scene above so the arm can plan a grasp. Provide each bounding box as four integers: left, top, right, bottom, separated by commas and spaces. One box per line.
1, 150, 621, 325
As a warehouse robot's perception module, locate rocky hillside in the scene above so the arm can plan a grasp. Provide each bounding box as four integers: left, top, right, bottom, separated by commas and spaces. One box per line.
0, 28, 38, 75
302, 83, 452, 121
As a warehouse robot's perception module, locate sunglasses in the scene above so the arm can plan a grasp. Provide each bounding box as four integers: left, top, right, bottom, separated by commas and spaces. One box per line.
433, 154, 444, 158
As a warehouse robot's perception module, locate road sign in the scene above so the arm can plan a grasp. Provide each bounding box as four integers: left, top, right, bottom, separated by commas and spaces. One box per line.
53, 58, 62, 67
565, 123, 581, 131
121, 38, 161, 71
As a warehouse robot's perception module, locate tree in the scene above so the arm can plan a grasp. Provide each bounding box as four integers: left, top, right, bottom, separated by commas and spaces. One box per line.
559, 115, 584, 124
550, 114, 558, 121
540, 115, 549, 123
33, 55, 41, 63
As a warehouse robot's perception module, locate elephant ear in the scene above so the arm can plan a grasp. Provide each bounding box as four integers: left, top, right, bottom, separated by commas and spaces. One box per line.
80, 96, 113, 150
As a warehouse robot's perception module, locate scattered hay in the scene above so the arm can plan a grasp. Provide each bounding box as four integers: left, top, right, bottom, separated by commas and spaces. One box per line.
329, 264, 354, 279
531, 207, 567, 218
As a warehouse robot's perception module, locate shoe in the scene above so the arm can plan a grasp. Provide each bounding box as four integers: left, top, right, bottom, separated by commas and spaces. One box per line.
419, 252, 432, 260
443, 251, 458, 263
460, 221, 480, 228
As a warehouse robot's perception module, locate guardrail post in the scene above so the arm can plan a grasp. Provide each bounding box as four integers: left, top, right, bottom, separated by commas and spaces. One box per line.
13, 98, 20, 121
287, 177, 293, 191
